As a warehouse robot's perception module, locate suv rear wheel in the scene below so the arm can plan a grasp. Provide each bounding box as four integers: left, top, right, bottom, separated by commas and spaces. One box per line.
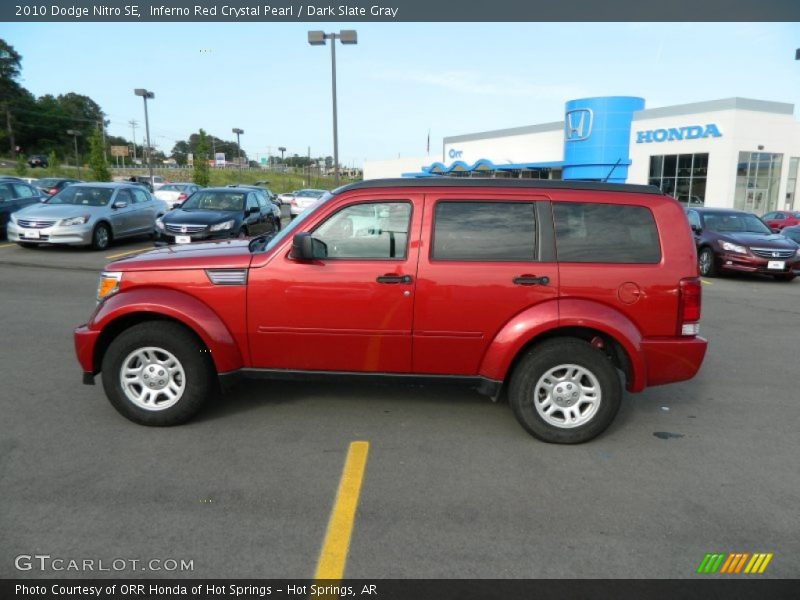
101, 322, 216, 425
509, 338, 622, 443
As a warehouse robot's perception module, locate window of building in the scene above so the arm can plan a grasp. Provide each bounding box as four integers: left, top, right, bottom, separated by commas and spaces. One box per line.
786, 157, 798, 211
648, 153, 708, 206
553, 202, 661, 264
733, 152, 783, 215
432, 201, 536, 261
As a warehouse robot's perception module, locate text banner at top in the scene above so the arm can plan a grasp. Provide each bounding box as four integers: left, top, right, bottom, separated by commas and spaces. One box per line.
2, 0, 800, 22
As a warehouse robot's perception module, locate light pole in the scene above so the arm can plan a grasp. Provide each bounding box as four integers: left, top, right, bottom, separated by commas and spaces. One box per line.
308, 29, 357, 187
133, 88, 155, 183
232, 127, 244, 168
66, 129, 82, 176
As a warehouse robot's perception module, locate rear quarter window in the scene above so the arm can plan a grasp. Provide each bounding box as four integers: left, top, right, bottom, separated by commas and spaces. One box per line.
554, 202, 661, 264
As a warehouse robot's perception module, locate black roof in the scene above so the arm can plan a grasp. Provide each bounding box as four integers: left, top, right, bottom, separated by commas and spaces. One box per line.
334, 177, 662, 195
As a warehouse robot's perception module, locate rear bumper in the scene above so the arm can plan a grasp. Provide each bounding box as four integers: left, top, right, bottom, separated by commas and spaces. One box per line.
641, 336, 708, 387
74, 324, 101, 380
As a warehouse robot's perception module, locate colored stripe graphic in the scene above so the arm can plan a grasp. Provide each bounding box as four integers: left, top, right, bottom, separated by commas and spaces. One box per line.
700, 552, 773, 575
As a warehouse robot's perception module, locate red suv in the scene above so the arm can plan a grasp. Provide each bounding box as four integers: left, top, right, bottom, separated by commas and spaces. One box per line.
74, 179, 707, 443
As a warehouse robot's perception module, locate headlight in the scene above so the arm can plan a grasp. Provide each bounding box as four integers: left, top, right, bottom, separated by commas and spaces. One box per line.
720, 241, 747, 254
156, 218, 165, 230
97, 272, 122, 303
210, 219, 235, 232
60, 215, 90, 226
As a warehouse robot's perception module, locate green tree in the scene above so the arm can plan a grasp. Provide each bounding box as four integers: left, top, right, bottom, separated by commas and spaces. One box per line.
88, 127, 110, 181
171, 140, 190, 166
47, 150, 58, 171
193, 129, 210, 186
15, 153, 27, 175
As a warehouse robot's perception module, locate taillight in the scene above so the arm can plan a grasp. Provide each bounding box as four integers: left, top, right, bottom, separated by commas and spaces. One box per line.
290, 198, 298, 206
49, 188, 58, 195
178, 193, 187, 201
678, 277, 701, 336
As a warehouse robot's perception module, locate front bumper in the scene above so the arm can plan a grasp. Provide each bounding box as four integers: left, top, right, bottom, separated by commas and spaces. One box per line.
74, 324, 101, 380
7, 220, 94, 246
716, 252, 799, 275
156, 229, 233, 244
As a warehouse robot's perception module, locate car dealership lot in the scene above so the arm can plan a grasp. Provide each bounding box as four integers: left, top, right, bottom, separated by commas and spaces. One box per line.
0, 249, 798, 579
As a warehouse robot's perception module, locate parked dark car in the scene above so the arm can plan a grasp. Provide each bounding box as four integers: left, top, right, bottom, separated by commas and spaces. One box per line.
28, 155, 49, 168
780, 225, 800, 247
155, 187, 278, 244
0, 180, 47, 238
227, 184, 281, 230
37, 178, 82, 196
761, 210, 800, 232
686, 207, 800, 281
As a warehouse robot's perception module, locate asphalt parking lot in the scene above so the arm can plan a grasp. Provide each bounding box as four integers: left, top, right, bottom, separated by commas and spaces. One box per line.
0, 244, 798, 579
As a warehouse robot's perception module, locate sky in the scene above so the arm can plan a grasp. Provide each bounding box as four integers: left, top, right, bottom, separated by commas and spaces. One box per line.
3, 22, 800, 166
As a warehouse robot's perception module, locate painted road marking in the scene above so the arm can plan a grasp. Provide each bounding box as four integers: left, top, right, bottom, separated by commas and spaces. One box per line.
0, 243, 15, 249
105, 247, 151, 259
701, 279, 713, 285
314, 441, 370, 580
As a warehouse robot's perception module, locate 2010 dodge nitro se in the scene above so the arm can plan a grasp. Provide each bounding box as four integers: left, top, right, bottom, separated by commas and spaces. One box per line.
74, 179, 708, 443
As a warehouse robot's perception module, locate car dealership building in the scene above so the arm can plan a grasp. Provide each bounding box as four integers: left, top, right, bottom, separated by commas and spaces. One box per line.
364, 96, 800, 215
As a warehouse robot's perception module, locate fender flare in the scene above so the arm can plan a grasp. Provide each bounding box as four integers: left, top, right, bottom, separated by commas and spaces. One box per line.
90, 287, 243, 373
478, 298, 646, 392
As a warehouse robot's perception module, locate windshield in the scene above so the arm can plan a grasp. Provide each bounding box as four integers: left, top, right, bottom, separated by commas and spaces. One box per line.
257, 192, 335, 253
181, 191, 244, 211
704, 213, 771, 234
46, 186, 113, 206
159, 184, 187, 192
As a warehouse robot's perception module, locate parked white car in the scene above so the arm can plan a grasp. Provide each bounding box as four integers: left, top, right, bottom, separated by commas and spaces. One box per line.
290, 189, 327, 217
154, 183, 201, 209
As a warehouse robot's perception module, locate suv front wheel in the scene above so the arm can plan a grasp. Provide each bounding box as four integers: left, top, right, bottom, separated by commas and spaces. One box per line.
101, 322, 216, 425
509, 338, 622, 443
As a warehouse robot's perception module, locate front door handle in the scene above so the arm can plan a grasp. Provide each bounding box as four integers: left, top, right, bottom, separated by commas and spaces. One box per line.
513, 275, 550, 286
376, 274, 412, 284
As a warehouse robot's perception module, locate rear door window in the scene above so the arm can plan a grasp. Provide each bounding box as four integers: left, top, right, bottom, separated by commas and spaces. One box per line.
432, 201, 536, 261
553, 202, 661, 264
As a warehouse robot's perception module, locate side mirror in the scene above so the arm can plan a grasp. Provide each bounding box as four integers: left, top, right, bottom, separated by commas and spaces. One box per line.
113, 200, 128, 209
292, 232, 327, 260
248, 206, 260, 214
690, 224, 701, 233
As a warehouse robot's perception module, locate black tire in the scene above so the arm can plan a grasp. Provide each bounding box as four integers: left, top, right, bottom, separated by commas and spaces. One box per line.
509, 338, 622, 444
698, 247, 717, 277
101, 321, 216, 426
774, 273, 796, 282
91, 222, 111, 251
16, 242, 38, 249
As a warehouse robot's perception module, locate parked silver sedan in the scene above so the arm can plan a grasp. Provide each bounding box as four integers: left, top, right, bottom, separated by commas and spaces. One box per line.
7, 183, 159, 250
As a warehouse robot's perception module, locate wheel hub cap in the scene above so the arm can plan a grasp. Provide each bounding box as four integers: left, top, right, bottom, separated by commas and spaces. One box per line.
120, 346, 185, 411
533, 363, 602, 429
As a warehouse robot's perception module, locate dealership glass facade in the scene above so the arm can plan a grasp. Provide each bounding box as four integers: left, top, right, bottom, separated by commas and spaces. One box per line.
648, 153, 708, 205
786, 157, 798, 210
733, 152, 783, 215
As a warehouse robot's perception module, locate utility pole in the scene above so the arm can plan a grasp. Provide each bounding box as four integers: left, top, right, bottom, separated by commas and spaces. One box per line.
129, 120, 138, 161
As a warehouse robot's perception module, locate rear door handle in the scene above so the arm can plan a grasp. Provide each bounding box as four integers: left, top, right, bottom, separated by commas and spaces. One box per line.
513, 275, 550, 286
376, 274, 412, 284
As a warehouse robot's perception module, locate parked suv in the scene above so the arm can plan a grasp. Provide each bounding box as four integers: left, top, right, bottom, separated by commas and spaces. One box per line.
686, 207, 800, 281
75, 179, 707, 443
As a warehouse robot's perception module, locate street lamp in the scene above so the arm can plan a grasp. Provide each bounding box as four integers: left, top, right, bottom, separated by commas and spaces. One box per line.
133, 88, 155, 183
66, 129, 82, 176
232, 128, 244, 168
308, 29, 357, 186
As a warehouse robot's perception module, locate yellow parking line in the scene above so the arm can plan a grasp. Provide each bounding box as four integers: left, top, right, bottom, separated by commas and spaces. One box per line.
701, 279, 713, 285
314, 441, 370, 580
0, 243, 15, 249
105, 247, 150, 259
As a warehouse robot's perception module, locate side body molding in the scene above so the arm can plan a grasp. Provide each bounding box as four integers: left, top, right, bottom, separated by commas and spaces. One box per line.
91, 287, 243, 374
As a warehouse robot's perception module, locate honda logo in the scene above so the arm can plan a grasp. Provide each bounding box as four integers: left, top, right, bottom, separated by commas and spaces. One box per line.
565, 108, 593, 142
772, 252, 780, 257
180, 226, 187, 233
